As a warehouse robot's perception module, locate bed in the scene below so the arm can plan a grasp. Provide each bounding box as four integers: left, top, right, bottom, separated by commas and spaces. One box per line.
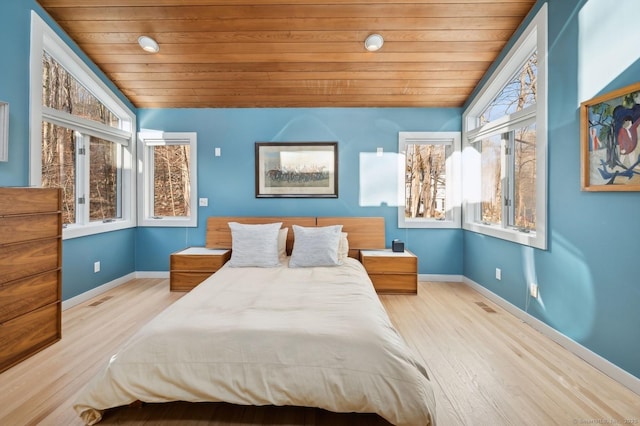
74, 217, 436, 425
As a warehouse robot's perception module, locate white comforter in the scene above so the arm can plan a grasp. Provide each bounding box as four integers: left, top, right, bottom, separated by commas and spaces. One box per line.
74, 257, 436, 425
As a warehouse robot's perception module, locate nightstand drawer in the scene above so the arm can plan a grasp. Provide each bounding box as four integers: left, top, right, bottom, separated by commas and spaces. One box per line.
360, 255, 416, 274
369, 274, 417, 293
170, 253, 229, 271
170, 271, 213, 292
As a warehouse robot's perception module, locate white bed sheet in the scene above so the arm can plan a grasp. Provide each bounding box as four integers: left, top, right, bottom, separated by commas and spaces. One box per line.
74, 257, 436, 425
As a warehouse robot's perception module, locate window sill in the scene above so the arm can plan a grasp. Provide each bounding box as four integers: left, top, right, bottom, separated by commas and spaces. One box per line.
63, 219, 135, 240
138, 217, 197, 228
463, 221, 546, 250
399, 217, 461, 229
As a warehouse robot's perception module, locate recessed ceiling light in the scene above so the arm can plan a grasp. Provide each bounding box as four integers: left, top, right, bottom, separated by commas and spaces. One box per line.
138, 35, 159, 53
364, 34, 384, 52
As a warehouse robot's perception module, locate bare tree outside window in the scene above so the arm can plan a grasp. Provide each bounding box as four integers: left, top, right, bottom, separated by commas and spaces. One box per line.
480, 135, 502, 224
41, 52, 122, 225
404, 143, 447, 220
514, 125, 536, 229
89, 137, 120, 221
42, 52, 120, 128
41, 121, 76, 224
462, 5, 546, 249
477, 51, 537, 228
138, 131, 196, 227
480, 53, 537, 125
152, 145, 191, 217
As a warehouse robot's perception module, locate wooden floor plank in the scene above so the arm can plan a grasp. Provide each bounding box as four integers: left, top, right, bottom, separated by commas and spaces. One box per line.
0, 279, 638, 425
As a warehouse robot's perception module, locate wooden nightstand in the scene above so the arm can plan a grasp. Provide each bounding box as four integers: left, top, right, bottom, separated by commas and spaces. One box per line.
170, 247, 231, 291
359, 249, 418, 294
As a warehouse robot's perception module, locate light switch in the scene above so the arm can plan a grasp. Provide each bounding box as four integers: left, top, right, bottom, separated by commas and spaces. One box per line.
199, 198, 208, 207
214, 147, 221, 157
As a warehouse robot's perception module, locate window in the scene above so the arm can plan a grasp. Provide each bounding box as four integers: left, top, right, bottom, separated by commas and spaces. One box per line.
138, 132, 198, 227
398, 132, 461, 229
30, 12, 135, 239
462, 4, 547, 249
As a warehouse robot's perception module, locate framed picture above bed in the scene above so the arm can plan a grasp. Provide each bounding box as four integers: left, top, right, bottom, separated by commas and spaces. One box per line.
255, 142, 338, 198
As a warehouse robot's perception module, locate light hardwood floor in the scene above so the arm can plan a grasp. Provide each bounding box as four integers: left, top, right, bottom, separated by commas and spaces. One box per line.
1, 279, 638, 426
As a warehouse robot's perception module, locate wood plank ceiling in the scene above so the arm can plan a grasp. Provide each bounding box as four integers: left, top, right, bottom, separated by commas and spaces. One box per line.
37, 0, 536, 108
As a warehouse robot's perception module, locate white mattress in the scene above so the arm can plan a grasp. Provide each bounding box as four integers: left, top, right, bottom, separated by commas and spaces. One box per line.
74, 257, 436, 425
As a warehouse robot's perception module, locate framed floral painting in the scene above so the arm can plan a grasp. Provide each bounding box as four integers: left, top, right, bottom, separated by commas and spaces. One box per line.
581, 81, 640, 191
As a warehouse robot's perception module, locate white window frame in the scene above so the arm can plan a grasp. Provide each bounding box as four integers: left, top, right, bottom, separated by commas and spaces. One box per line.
0, 101, 8, 162
29, 12, 136, 240
398, 131, 461, 229
462, 3, 548, 250
137, 131, 198, 227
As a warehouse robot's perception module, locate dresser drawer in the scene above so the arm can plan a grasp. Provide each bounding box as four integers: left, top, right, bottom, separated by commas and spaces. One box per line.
0, 239, 60, 285
0, 187, 61, 216
0, 213, 61, 245
0, 271, 59, 323
0, 303, 60, 372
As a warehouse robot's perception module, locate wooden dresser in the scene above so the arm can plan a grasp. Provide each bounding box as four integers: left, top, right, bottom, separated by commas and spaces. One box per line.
0, 187, 62, 373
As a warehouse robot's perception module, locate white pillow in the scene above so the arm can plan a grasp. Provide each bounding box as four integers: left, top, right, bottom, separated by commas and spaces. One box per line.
278, 227, 288, 259
338, 232, 349, 262
289, 224, 343, 267
227, 222, 282, 267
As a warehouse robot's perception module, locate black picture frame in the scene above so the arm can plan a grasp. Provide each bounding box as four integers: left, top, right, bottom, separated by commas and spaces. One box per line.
255, 142, 338, 198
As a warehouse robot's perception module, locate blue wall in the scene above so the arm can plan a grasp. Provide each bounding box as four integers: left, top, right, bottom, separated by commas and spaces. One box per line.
0, 0, 137, 299
137, 108, 463, 274
62, 229, 136, 300
463, 0, 640, 379
0, 1, 39, 186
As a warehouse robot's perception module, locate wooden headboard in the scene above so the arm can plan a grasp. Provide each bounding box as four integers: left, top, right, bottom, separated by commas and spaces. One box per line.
206, 217, 315, 254
206, 216, 385, 257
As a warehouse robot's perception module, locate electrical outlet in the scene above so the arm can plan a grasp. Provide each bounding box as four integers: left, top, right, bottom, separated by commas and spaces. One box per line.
94, 261, 100, 273
530, 282, 539, 298
495, 268, 501, 280
199, 197, 208, 207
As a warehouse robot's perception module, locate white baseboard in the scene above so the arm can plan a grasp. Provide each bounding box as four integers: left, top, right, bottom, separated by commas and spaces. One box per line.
420, 273, 463, 283
135, 271, 170, 279
462, 276, 640, 396
62, 272, 136, 310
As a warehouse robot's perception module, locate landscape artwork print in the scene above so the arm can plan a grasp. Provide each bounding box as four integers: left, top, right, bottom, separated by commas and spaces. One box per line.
581, 81, 640, 191
255, 142, 338, 198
